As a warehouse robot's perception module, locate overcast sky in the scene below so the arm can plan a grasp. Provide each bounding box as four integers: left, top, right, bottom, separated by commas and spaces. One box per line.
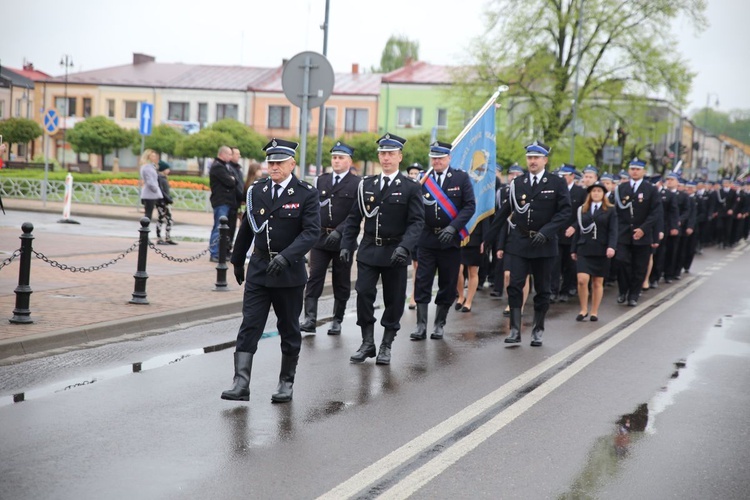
2, 0, 748, 116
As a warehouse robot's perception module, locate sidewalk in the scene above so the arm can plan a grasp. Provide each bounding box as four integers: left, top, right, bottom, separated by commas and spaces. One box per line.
0, 199, 350, 361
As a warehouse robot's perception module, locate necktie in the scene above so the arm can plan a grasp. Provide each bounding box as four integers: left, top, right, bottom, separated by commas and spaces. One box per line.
382, 176, 390, 191
531, 175, 538, 189
273, 184, 281, 200
592, 204, 598, 215
435, 173, 442, 187
631, 181, 636, 190
333, 175, 340, 186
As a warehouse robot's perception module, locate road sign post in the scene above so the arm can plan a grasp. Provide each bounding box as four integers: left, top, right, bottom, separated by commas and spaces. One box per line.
42, 109, 60, 206
139, 103, 154, 158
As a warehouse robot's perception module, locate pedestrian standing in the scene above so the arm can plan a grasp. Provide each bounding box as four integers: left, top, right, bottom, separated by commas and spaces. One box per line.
613, 158, 661, 307
492, 141, 572, 346
221, 138, 320, 403
410, 141, 475, 341
340, 133, 424, 364
571, 182, 617, 322
155, 160, 176, 244
208, 146, 237, 262
300, 141, 361, 335
139, 149, 163, 223
551, 164, 586, 303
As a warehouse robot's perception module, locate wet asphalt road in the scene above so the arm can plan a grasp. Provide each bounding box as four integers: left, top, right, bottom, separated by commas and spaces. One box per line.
1, 242, 749, 499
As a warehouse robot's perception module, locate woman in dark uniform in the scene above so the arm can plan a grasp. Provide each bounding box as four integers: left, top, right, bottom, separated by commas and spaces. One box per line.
571, 181, 618, 321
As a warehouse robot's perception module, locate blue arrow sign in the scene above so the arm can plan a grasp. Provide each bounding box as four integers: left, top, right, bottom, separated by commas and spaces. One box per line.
44, 109, 60, 135
140, 102, 154, 136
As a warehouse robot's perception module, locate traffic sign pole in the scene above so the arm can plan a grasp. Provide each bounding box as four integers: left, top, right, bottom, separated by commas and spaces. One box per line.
300, 55, 311, 178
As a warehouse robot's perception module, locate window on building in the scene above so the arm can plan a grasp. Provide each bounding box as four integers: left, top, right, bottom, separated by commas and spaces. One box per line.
437, 108, 448, 129
198, 102, 208, 128
15, 98, 22, 117
344, 108, 368, 133
55, 96, 77, 117
324, 107, 337, 137
0, 100, 4, 118
83, 98, 92, 118
268, 105, 291, 129
124, 100, 139, 119
168, 102, 190, 121
397, 107, 422, 128
216, 103, 238, 121
106, 99, 115, 118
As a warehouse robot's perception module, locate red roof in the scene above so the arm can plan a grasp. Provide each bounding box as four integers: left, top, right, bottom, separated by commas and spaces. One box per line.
250, 69, 381, 96
7, 66, 52, 81
381, 61, 458, 85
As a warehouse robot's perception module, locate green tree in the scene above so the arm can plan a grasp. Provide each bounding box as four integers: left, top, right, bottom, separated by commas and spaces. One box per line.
400, 133, 432, 169
0, 117, 43, 158
374, 35, 420, 73
133, 124, 184, 156
174, 129, 234, 160
348, 133, 381, 175
208, 119, 266, 161
66, 116, 132, 160
462, 0, 707, 150
297, 135, 336, 173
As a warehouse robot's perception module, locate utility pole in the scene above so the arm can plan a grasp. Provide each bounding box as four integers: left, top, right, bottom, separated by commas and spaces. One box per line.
60, 55, 74, 171
701, 92, 719, 174
315, 0, 331, 174
570, 0, 585, 164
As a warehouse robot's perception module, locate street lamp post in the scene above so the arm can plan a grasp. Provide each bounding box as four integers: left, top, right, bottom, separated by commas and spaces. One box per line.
701, 92, 719, 172
60, 55, 73, 171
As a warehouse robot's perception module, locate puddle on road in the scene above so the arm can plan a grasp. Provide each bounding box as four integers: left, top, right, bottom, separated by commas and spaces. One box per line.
559, 314, 750, 499
1, 331, 280, 407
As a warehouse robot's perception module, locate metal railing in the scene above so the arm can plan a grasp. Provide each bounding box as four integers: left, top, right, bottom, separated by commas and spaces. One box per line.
0, 178, 212, 212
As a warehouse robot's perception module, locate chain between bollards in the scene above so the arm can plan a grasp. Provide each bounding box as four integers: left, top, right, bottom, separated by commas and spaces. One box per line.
214, 215, 230, 291
130, 217, 151, 305
10, 223, 35, 324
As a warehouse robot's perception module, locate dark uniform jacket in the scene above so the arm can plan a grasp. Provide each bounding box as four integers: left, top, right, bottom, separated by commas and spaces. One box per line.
560, 184, 587, 245
572, 205, 618, 256
230, 176, 320, 288
341, 172, 425, 267
419, 167, 476, 249
674, 190, 690, 231
228, 162, 245, 208
684, 194, 697, 234
695, 190, 710, 222
209, 158, 238, 208
716, 188, 738, 217
614, 180, 661, 246
314, 171, 360, 250
658, 188, 680, 234
494, 170, 572, 258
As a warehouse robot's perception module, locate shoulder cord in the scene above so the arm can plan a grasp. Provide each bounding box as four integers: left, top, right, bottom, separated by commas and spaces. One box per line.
245, 185, 272, 255
577, 206, 597, 240
614, 185, 634, 218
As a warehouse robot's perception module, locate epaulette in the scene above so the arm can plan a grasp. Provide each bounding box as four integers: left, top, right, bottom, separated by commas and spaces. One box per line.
299, 180, 313, 190
255, 177, 270, 184
363, 175, 376, 180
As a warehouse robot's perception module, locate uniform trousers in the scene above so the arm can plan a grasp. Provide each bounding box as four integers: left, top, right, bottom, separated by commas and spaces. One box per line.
718, 216, 733, 247
507, 255, 553, 313
664, 234, 682, 278
414, 246, 461, 305
617, 245, 652, 300
235, 281, 304, 356
304, 247, 353, 302
355, 262, 407, 331
681, 232, 698, 272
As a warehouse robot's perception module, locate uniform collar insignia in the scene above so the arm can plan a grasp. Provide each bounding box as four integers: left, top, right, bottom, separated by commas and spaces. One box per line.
395, 178, 401, 185
263, 185, 268, 192
287, 188, 294, 196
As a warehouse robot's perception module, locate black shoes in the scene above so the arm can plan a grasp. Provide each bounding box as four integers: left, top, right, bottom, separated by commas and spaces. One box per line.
617, 294, 626, 304
221, 351, 254, 401
628, 298, 638, 307
410, 304, 428, 340
271, 354, 298, 403
351, 325, 377, 362
576, 313, 588, 322
530, 310, 545, 347
504, 308, 522, 344
300, 298, 318, 333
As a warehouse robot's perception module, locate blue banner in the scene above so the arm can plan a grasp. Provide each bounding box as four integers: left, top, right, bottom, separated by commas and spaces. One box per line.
450, 100, 496, 238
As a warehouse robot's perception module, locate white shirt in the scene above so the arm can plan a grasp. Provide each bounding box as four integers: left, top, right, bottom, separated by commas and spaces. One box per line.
591, 202, 601, 214
271, 175, 293, 198
631, 179, 642, 192
381, 171, 398, 190
530, 172, 543, 185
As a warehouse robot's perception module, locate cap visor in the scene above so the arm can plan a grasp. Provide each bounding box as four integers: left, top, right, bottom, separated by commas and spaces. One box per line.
266, 153, 293, 162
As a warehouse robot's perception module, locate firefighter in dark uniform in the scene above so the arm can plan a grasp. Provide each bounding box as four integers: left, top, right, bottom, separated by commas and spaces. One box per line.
300, 141, 361, 335
648, 175, 678, 286
551, 164, 587, 302
716, 178, 738, 248
492, 141, 571, 346
665, 173, 691, 281
410, 141, 476, 341
340, 133, 425, 365
221, 138, 320, 403
613, 158, 661, 307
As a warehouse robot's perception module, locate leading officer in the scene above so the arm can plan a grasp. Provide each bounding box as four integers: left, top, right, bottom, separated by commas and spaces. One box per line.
340, 133, 424, 365
221, 138, 320, 403
300, 141, 361, 335
492, 141, 571, 346
410, 140, 475, 341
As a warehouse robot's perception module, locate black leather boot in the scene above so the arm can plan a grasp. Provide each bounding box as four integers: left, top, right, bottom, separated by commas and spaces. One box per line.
221, 351, 254, 401
271, 354, 298, 403
431, 304, 450, 339
300, 298, 318, 332
328, 299, 346, 335
410, 303, 428, 340
504, 308, 522, 344
530, 309, 545, 346
350, 324, 376, 363
376, 329, 397, 365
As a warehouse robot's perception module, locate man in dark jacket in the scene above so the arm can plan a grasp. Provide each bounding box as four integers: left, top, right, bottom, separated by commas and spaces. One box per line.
300, 141, 361, 335
227, 147, 245, 248
492, 141, 572, 346
551, 164, 586, 302
340, 133, 425, 365
221, 138, 320, 403
208, 146, 237, 262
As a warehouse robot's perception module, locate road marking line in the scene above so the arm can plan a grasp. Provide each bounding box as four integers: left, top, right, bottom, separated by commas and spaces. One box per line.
317, 277, 699, 500
382, 277, 705, 499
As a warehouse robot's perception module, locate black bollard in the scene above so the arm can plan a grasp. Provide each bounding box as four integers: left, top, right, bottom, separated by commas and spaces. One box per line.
130, 217, 150, 305
214, 215, 229, 291
10, 222, 35, 324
